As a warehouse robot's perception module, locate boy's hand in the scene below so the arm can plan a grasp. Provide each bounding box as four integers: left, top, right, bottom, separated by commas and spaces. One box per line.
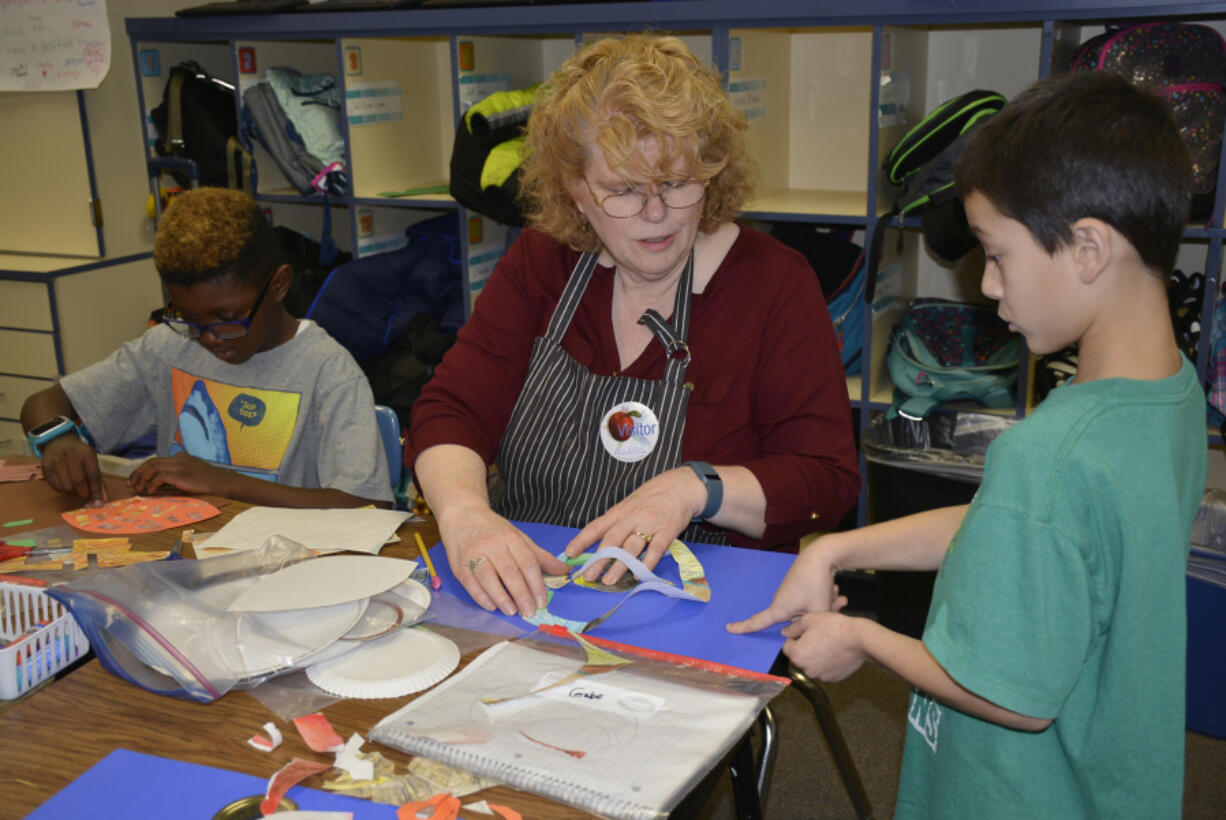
127, 452, 231, 496
40, 435, 108, 507
726, 536, 847, 634
780, 611, 867, 682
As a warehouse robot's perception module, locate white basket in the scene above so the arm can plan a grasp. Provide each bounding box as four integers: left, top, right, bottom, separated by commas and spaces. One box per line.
0, 581, 90, 700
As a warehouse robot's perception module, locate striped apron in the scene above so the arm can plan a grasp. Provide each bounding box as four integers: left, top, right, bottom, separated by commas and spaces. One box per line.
492, 251, 727, 545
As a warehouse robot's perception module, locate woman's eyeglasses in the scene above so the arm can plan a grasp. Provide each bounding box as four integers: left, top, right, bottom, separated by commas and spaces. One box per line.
161, 272, 275, 340
584, 177, 708, 219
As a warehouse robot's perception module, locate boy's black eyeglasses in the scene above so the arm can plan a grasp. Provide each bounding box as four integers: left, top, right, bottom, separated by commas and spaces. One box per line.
161, 272, 275, 340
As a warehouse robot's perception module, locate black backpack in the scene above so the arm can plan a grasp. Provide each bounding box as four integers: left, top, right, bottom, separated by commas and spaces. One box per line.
880, 88, 1006, 263
150, 61, 251, 190
1069, 22, 1226, 219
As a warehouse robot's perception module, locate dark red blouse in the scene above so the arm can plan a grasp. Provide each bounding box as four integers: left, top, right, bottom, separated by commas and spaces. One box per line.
406, 225, 860, 547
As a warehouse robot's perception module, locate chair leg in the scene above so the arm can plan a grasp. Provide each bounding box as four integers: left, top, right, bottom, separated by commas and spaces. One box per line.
755, 703, 778, 812
789, 664, 875, 820
728, 730, 763, 820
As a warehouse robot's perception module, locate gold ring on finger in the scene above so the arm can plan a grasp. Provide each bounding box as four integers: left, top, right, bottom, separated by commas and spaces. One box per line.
634, 530, 653, 544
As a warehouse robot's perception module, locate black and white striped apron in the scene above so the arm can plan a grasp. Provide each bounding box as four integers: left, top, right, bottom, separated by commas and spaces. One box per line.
492, 251, 727, 545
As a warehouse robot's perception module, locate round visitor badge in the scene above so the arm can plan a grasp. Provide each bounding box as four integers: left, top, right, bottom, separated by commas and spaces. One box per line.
599, 401, 660, 462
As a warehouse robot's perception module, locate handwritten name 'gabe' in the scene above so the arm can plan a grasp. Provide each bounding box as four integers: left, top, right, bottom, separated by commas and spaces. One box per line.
568, 687, 603, 701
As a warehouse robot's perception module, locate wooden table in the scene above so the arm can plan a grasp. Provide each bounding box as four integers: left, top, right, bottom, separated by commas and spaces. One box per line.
0, 466, 601, 820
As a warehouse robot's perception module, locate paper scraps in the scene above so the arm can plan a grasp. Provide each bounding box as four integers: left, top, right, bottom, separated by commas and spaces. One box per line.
322, 751, 500, 805
293, 712, 345, 753
247, 721, 284, 752
0, 461, 42, 483
262, 757, 332, 815
333, 733, 373, 782
464, 801, 523, 820
397, 792, 460, 820
62, 496, 220, 534
0, 537, 170, 574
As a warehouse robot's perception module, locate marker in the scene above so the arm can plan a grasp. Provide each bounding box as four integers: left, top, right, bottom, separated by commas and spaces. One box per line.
414, 532, 441, 590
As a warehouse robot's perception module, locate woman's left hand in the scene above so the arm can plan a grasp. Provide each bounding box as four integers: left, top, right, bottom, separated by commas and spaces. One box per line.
563, 465, 707, 585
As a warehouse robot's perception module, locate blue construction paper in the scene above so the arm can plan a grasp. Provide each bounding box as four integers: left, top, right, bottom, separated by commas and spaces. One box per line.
29, 748, 397, 818
429, 520, 794, 675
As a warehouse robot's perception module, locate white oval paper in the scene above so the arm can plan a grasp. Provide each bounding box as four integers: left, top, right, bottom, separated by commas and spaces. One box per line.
227, 555, 415, 612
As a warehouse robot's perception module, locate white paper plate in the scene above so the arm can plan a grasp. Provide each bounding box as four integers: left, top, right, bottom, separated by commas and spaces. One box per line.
300, 578, 432, 667
227, 555, 416, 612
305, 626, 460, 699
225, 598, 369, 678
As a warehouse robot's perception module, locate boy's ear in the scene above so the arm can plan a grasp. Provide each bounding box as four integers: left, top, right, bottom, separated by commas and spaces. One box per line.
1069, 218, 1112, 284
269, 263, 294, 303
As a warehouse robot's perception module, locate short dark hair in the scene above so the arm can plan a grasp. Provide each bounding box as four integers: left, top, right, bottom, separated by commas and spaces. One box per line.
153, 187, 278, 287
955, 71, 1193, 277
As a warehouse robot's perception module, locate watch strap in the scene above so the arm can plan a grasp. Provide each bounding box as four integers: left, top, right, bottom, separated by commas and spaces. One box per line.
28, 416, 81, 457
685, 460, 723, 521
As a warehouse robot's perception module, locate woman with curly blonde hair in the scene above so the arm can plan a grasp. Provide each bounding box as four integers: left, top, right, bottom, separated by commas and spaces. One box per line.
408, 33, 859, 616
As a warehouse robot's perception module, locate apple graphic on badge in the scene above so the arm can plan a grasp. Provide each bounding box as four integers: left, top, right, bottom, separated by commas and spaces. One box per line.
607, 409, 640, 442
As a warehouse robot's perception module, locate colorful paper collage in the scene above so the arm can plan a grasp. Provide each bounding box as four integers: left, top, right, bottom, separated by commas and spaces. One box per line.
61, 496, 220, 534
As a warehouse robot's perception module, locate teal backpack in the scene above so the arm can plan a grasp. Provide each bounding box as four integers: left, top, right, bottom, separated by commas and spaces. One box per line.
886, 299, 1021, 420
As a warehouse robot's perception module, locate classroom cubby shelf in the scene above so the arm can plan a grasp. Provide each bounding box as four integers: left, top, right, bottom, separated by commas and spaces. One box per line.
126, 0, 1226, 522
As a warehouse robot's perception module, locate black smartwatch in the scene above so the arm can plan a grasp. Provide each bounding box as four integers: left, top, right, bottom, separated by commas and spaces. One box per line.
27, 415, 81, 457
685, 461, 723, 521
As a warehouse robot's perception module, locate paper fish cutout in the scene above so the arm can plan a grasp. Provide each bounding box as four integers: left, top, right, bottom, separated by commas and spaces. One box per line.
62, 496, 220, 535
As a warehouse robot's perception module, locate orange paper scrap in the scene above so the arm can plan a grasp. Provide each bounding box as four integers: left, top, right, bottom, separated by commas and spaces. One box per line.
247, 721, 284, 752
62, 496, 220, 535
262, 757, 332, 815
397, 792, 460, 820
293, 712, 345, 753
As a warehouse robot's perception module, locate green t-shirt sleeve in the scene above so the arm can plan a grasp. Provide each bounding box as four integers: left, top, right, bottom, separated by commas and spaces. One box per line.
922, 500, 1097, 719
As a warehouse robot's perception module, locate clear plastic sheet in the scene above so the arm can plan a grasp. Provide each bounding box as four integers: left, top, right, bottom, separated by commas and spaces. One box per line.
862, 410, 1016, 483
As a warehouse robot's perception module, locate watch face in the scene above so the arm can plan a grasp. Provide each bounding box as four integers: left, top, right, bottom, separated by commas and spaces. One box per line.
29, 416, 71, 437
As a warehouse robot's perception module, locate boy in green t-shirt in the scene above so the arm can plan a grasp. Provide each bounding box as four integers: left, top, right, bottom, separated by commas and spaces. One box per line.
729, 71, 1208, 817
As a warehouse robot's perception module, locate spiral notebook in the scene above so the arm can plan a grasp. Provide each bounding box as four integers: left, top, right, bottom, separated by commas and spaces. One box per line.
371, 630, 787, 820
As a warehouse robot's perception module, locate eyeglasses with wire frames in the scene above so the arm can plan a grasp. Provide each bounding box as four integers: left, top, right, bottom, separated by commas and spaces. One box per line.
161, 271, 276, 340
583, 176, 709, 219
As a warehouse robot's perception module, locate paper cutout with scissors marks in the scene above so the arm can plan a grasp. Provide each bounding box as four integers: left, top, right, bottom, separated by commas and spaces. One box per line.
527, 539, 710, 633
62, 496, 220, 534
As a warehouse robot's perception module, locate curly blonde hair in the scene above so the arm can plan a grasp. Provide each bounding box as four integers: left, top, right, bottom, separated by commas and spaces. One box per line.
520, 33, 756, 252
154, 187, 277, 287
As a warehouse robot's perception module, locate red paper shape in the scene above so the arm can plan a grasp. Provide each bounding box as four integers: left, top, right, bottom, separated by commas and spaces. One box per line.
62, 496, 220, 535
292, 712, 345, 753
261, 756, 331, 815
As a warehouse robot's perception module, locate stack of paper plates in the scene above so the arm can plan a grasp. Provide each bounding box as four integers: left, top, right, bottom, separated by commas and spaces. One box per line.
306, 626, 460, 699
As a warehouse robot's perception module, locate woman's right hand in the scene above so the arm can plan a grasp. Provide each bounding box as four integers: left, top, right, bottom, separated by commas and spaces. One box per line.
438, 504, 570, 616
40, 435, 107, 507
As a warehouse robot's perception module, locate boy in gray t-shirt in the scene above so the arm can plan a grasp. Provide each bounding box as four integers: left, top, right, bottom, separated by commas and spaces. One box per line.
22, 188, 391, 508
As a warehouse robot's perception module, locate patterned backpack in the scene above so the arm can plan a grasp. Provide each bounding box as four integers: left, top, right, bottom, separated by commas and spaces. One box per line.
1069, 22, 1226, 217
886, 299, 1021, 420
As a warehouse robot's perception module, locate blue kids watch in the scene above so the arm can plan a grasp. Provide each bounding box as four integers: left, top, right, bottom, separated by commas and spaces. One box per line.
27, 415, 82, 456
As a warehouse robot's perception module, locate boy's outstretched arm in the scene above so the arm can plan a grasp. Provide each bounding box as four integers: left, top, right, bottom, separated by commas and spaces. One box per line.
21, 384, 107, 506
782, 611, 1051, 732
127, 452, 389, 508
728, 504, 970, 634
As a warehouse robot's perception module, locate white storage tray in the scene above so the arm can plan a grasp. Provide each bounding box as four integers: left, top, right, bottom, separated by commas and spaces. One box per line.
0, 581, 90, 699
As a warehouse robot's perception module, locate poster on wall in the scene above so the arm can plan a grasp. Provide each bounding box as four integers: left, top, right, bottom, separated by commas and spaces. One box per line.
1, 0, 112, 91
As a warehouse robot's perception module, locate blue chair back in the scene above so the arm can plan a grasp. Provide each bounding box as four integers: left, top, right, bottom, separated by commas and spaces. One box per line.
374, 404, 402, 488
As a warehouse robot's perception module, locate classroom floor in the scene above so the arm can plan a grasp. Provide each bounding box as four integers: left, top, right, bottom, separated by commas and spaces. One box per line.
695, 660, 1226, 819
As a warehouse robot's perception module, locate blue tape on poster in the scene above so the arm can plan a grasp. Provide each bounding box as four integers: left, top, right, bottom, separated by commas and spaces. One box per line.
428, 520, 795, 675
28, 748, 398, 819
